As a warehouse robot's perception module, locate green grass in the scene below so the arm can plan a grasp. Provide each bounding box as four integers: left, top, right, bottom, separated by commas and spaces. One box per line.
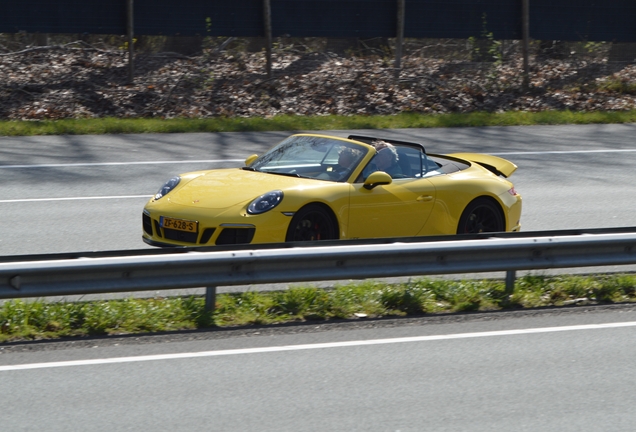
2, 273, 636, 343
598, 79, 636, 95
1, 110, 636, 136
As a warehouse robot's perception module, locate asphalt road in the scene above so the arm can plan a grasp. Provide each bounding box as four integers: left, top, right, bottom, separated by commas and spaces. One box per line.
2, 125, 636, 430
2, 123, 636, 257
1, 307, 636, 431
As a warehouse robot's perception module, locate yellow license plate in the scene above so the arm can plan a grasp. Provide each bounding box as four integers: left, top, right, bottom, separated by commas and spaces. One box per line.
161, 216, 198, 233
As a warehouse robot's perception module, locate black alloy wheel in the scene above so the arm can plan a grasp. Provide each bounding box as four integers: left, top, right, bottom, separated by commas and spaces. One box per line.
457, 198, 504, 234
285, 204, 338, 242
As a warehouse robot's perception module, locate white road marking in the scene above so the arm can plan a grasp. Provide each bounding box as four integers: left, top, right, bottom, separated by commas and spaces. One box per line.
0, 195, 151, 203
2, 150, 636, 170
490, 149, 636, 155
1, 321, 635, 372
0, 159, 244, 169
3, 149, 634, 203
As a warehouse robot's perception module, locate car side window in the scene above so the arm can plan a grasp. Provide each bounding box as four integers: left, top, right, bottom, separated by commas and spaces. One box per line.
357, 145, 427, 182
422, 154, 443, 177
394, 146, 422, 178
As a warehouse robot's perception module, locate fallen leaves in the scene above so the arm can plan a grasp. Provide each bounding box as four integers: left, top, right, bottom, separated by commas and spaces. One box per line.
0, 45, 634, 120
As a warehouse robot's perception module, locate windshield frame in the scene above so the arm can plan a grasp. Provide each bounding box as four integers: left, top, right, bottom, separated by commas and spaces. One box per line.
248, 134, 371, 182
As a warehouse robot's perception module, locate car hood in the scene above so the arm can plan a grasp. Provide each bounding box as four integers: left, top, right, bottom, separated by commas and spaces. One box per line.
166, 168, 321, 209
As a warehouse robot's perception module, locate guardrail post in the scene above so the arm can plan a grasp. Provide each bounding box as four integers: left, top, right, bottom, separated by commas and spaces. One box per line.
505, 270, 516, 296
205, 286, 217, 312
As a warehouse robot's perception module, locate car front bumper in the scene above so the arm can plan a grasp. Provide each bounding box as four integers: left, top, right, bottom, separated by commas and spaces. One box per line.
142, 204, 293, 248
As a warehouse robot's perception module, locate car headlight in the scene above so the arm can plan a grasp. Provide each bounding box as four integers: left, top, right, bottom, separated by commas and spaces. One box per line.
247, 190, 283, 214
154, 176, 181, 200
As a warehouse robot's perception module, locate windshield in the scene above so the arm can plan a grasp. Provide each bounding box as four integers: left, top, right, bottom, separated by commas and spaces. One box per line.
248, 135, 369, 182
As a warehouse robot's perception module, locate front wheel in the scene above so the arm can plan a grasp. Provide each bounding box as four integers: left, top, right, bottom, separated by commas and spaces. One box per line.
285, 204, 338, 242
457, 198, 504, 234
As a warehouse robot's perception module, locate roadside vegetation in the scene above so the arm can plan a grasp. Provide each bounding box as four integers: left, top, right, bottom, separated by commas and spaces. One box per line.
1, 110, 636, 136
2, 273, 636, 342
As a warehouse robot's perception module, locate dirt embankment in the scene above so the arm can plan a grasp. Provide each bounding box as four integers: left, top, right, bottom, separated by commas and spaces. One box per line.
1, 42, 635, 121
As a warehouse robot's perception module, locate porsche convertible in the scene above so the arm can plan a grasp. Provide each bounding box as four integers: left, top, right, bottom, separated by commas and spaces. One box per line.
142, 134, 521, 247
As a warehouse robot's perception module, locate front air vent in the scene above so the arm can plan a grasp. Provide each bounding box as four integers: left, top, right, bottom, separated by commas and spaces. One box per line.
153, 220, 163, 238
142, 213, 153, 235
216, 228, 255, 245
164, 229, 198, 243
199, 228, 216, 244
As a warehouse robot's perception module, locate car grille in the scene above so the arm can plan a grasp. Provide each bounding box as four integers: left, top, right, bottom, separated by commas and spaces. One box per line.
200, 228, 216, 244
216, 228, 255, 245
154, 220, 163, 238
164, 228, 198, 243
142, 213, 153, 236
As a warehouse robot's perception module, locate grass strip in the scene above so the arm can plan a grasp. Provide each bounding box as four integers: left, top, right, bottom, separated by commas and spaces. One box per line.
1, 110, 636, 136
2, 273, 636, 343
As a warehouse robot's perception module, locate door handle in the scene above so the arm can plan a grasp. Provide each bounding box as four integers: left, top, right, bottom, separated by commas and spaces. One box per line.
417, 195, 433, 202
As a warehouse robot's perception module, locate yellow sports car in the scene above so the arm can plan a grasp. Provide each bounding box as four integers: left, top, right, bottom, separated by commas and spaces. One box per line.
142, 134, 521, 247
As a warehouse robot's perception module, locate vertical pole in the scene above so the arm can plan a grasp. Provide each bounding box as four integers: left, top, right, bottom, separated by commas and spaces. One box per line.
505, 270, 516, 296
127, 0, 134, 84
522, 0, 530, 89
263, 0, 273, 79
394, 0, 405, 81
205, 286, 217, 312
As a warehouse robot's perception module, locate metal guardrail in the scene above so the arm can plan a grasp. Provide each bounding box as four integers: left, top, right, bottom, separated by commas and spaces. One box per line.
2, 229, 636, 310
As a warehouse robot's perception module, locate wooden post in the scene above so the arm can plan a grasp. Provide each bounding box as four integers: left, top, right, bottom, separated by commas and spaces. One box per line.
522, 0, 530, 89
127, 0, 134, 84
263, 0, 273, 79
394, 0, 405, 81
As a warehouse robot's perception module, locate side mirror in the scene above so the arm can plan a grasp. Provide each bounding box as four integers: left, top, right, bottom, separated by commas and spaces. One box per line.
245, 154, 259, 166
363, 171, 392, 190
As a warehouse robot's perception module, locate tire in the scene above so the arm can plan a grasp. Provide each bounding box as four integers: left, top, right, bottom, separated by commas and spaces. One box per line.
285, 204, 338, 242
457, 198, 504, 234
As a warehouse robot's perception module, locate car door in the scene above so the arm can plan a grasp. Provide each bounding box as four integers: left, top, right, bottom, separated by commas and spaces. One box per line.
346, 177, 436, 239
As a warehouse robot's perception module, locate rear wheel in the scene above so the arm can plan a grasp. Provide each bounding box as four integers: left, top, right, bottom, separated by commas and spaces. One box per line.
457, 198, 504, 234
286, 204, 338, 242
